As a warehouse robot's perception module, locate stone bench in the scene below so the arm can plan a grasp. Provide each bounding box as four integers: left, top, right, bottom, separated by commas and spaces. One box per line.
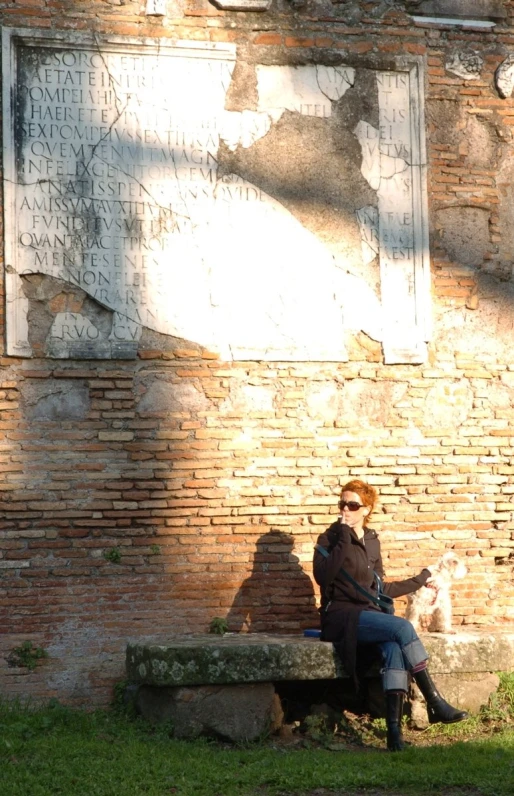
125, 630, 514, 742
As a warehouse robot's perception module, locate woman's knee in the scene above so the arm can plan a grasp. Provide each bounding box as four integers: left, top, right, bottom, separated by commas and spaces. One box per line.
390, 618, 429, 668
392, 616, 418, 647
402, 637, 428, 669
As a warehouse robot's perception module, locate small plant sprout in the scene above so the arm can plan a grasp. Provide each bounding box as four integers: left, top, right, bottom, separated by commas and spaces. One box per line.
209, 617, 228, 635
150, 544, 161, 555
103, 547, 122, 564
7, 641, 48, 671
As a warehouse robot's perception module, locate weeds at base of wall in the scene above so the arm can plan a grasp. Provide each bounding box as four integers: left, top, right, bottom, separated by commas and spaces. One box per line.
209, 617, 228, 635
111, 680, 176, 739
6, 641, 48, 672
112, 680, 138, 720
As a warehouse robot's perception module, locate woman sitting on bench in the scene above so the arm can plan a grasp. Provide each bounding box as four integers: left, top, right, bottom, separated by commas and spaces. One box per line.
313, 479, 467, 751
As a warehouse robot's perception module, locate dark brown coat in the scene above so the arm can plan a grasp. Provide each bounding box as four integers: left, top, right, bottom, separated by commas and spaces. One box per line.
313, 520, 430, 683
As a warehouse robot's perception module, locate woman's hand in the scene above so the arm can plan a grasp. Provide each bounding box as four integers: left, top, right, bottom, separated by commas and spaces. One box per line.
334, 523, 353, 542
421, 568, 432, 585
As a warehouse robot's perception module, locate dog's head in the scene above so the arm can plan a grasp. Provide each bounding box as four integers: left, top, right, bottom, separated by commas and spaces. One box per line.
431, 551, 467, 582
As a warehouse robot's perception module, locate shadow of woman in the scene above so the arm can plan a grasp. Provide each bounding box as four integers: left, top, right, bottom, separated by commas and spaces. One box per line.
226, 530, 319, 634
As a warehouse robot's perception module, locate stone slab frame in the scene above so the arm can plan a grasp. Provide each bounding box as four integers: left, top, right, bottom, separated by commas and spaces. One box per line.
376, 57, 431, 364
2, 29, 431, 364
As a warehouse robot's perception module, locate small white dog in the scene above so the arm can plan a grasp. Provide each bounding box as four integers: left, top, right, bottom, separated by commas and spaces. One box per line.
405, 551, 467, 633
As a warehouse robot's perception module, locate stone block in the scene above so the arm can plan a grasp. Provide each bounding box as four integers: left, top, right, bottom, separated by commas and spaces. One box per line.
126, 634, 344, 686
421, 631, 514, 674
410, 672, 500, 729
134, 682, 283, 742
406, 1, 506, 19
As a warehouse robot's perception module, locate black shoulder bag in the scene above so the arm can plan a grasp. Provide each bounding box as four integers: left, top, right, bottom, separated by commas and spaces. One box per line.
315, 543, 395, 615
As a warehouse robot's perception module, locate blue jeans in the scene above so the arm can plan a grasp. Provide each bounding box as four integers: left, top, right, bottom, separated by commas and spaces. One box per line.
357, 609, 428, 692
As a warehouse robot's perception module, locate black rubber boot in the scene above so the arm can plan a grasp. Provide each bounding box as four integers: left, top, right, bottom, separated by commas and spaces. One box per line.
413, 668, 468, 725
385, 691, 405, 752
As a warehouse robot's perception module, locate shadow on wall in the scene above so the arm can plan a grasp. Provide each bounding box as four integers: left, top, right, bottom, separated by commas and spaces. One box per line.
226, 530, 319, 634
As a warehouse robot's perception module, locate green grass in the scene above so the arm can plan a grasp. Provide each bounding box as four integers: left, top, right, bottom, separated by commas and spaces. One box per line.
2, 677, 514, 796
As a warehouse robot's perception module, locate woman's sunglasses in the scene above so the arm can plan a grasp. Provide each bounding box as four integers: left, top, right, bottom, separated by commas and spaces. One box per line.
339, 500, 364, 512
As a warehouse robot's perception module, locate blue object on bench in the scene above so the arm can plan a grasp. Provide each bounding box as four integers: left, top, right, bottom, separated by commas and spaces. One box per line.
303, 629, 322, 638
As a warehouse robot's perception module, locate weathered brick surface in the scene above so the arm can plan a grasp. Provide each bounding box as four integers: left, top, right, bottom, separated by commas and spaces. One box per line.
2, 0, 514, 707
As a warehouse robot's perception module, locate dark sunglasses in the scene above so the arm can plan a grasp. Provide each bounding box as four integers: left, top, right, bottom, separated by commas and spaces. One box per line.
339, 500, 364, 512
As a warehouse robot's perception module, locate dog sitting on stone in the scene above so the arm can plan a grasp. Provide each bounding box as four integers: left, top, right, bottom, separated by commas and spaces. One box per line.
405, 551, 467, 633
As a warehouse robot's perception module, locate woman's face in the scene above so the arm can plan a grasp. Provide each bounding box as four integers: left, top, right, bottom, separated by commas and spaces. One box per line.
339, 490, 370, 533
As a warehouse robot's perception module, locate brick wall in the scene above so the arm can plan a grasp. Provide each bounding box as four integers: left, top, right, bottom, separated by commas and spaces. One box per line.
2, 0, 514, 706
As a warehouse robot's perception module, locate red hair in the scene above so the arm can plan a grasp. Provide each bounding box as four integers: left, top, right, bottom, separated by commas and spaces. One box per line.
340, 479, 377, 515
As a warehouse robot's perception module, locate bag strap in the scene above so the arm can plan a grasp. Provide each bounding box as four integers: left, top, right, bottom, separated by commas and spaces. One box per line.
315, 543, 391, 612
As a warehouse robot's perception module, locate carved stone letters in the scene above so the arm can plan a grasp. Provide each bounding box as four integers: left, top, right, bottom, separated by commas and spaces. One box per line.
3, 30, 430, 363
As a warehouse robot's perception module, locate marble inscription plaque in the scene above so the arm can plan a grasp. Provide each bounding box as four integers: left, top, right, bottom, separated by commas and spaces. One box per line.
3, 30, 430, 362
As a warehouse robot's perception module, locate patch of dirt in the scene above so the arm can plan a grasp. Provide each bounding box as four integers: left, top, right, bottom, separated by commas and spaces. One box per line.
265, 709, 505, 754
